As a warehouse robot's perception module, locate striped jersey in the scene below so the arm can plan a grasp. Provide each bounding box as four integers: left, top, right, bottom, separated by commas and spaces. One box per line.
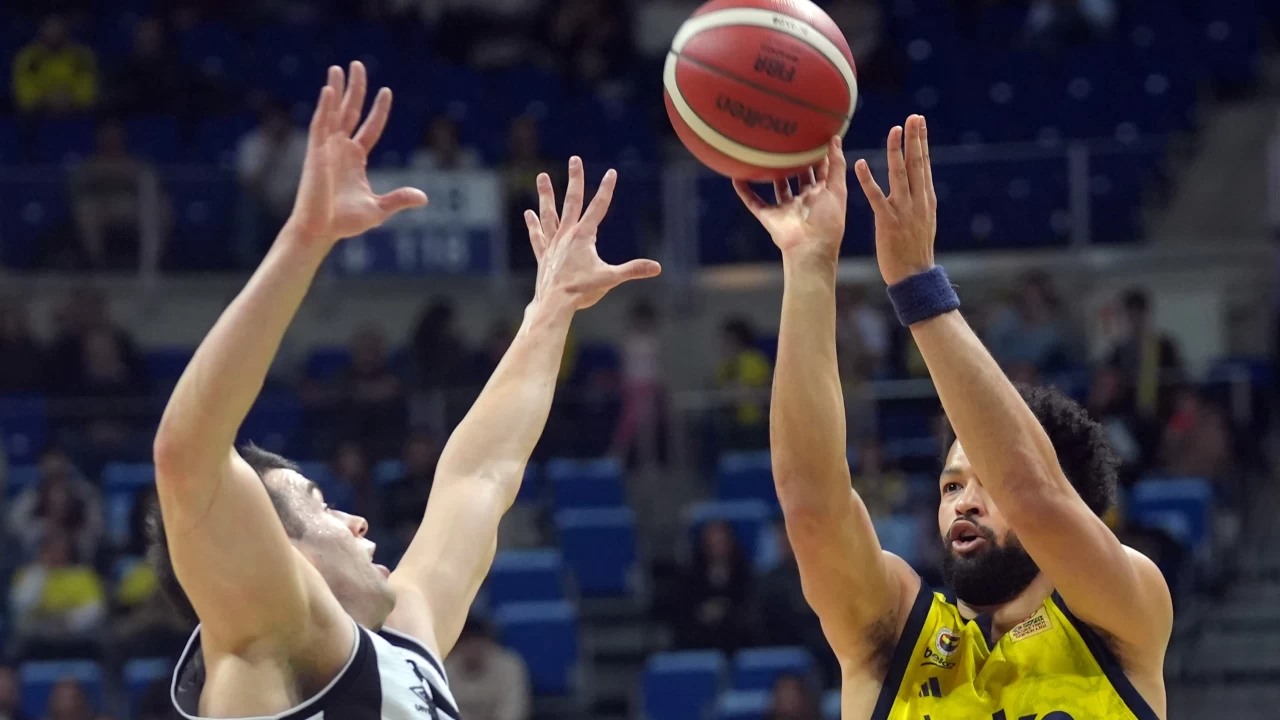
171, 620, 459, 720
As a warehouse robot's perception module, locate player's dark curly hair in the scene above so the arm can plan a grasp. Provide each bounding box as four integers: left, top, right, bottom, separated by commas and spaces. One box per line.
147, 443, 308, 626
940, 383, 1119, 517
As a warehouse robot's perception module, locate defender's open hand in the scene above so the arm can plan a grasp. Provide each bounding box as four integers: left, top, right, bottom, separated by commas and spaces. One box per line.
289, 62, 428, 244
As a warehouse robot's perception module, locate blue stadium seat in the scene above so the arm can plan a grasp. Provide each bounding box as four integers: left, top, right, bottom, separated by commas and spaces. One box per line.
486, 549, 567, 609
237, 390, 301, 457
123, 658, 171, 713
103, 463, 155, 546
822, 689, 840, 720
716, 451, 776, 506
717, 690, 771, 720
1129, 477, 1214, 550
373, 459, 404, 486
0, 116, 20, 163
873, 515, 923, 567
0, 395, 47, 464
1, 177, 71, 270
547, 457, 626, 510
19, 661, 104, 718
731, 647, 814, 691
306, 347, 351, 381
126, 115, 182, 163
143, 347, 195, 386
642, 651, 726, 720
192, 113, 258, 165
494, 601, 578, 695
176, 23, 244, 79
687, 500, 771, 561
34, 116, 97, 165
556, 507, 638, 597
7, 464, 40, 497
333, 24, 397, 78
516, 462, 542, 505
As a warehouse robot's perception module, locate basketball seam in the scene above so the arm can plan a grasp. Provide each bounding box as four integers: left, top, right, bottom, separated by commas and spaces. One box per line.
670, 49, 850, 123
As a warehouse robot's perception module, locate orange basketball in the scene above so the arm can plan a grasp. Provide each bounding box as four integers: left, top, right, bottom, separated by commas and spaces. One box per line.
663, 0, 858, 181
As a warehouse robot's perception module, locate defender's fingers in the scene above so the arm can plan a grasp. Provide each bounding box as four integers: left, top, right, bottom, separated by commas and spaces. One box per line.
353, 87, 392, 153
375, 187, 428, 217
536, 173, 559, 239
339, 61, 368, 137
733, 180, 768, 216
854, 159, 891, 214
579, 169, 618, 236
611, 258, 663, 283
560, 156, 586, 225
309, 85, 337, 148
886, 126, 909, 200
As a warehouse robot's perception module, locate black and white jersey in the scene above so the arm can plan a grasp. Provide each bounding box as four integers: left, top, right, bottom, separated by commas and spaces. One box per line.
171, 620, 459, 720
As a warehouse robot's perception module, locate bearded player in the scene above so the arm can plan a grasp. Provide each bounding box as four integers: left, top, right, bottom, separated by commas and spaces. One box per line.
149, 62, 659, 718
734, 116, 1170, 719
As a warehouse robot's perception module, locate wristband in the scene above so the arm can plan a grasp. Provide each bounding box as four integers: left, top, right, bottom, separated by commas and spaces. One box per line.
886, 266, 960, 326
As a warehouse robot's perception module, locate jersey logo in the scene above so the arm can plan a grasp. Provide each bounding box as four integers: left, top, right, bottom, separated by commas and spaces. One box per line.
1009, 608, 1053, 643
917, 677, 943, 698
934, 627, 960, 656
406, 659, 440, 719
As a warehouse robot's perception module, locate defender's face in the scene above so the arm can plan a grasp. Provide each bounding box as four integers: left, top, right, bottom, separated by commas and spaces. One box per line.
264, 470, 397, 628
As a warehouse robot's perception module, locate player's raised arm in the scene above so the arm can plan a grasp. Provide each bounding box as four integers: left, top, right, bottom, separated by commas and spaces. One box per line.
152, 63, 426, 653
853, 115, 1171, 653
733, 143, 917, 664
386, 158, 660, 657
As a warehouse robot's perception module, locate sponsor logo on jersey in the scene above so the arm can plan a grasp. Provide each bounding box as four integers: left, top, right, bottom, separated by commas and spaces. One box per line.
714, 95, 798, 136
1009, 608, 1053, 643
935, 627, 960, 656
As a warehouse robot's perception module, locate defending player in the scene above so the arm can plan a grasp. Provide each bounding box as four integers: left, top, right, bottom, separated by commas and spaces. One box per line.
149, 62, 659, 718
734, 116, 1171, 719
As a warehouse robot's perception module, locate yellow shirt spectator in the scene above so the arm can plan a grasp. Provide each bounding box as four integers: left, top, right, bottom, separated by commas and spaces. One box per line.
12, 17, 98, 113
717, 348, 772, 426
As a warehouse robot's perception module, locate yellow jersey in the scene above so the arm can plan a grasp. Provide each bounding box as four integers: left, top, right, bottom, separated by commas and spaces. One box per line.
872, 583, 1159, 720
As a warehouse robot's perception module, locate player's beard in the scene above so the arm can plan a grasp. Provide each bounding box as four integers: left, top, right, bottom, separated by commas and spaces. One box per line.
941, 523, 1041, 607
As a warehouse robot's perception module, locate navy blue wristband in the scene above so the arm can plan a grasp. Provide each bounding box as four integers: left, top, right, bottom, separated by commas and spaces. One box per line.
886, 266, 960, 326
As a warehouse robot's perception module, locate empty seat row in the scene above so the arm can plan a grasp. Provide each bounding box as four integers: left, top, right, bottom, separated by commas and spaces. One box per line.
15, 658, 169, 719
642, 647, 818, 720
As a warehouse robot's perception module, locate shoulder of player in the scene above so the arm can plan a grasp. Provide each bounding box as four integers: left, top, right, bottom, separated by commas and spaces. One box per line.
839, 553, 922, 676
1058, 547, 1172, 670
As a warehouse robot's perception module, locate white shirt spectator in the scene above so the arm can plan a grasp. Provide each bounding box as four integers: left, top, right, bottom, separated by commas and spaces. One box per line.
236, 125, 308, 218
444, 625, 531, 720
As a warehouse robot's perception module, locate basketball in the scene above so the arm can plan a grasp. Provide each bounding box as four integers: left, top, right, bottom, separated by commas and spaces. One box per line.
663, 0, 858, 181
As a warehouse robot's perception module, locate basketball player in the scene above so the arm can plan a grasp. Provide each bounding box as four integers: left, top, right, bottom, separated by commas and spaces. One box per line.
733, 115, 1171, 719
148, 62, 660, 718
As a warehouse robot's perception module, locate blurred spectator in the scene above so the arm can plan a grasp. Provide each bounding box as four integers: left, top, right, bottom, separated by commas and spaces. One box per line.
9, 531, 106, 659
43, 679, 94, 720
107, 17, 219, 119
472, 319, 516, 384
443, 617, 531, 720
715, 318, 772, 450
1107, 289, 1184, 420
0, 665, 25, 720
411, 299, 469, 391
385, 431, 442, 552
836, 285, 889, 379
69, 119, 170, 271
73, 328, 147, 462
765, 673, 822, 720
988, 272, 1071, 374
540, 0, 635, 88
675, 520, 753, 654
235, 101, 308, 267
331, 442, 386, 546
502, 115, 551, 271
111, 488, 187, 659
340, 325, 407, 456
1162, 389, 1233, 485
1086, 365, 1147, 482
410, 116, 482, 171
48, 287, 142, 395
754, 524, 833, 683
6, 450, 104, 562
0, 298, 48, 393
851, 436, 907, 517
611, 301, 666, 465
1025, 0, 1116, 50
11, 15, 98, 115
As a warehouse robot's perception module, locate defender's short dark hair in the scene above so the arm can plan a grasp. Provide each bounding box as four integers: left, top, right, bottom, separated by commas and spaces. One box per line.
147, 443, 309, 625
940, 384, 1118, 517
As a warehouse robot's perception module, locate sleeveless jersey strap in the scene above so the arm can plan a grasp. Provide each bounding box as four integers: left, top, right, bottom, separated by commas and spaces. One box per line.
870, 582, 934, 720
1050, 592, 1161, 720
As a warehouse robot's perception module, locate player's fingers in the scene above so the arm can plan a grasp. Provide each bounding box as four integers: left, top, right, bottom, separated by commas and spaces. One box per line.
536, 173, 559, 240
524, 210, 548, 261
828, 136, 848, 195
339, 61, 368, 137
354, 87, 392, 153
905, 115, 925, 199
773, 178, 793, 204
579, 168, 617, 237
854, 159, 890, 214
815, 155, 831, 185
886, 126, 909, 202
610, 258, 663, 283
375, 187, 429, 218
561, 156, 585, 225
732, 180, 768, 216
921, 116, 937, 210
309, 85, 337, 148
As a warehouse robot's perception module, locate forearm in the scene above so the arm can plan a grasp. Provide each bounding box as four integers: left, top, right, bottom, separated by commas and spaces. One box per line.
434, 296, 575, 496
772, 249, 853, 513
911, 311, 1069, 503
154, 226, 326, 471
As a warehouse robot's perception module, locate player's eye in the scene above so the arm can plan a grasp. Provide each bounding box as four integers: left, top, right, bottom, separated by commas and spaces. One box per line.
942, 482, 962, 494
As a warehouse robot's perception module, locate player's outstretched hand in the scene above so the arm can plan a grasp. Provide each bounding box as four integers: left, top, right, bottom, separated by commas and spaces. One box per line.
288, 62, 428, 245
524, 157, 662, 310
732, 137, 848, 259
854, 114, 938, 286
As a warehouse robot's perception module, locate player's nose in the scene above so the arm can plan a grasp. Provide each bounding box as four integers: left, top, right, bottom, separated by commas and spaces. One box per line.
954, 482, 985, 517
343, 512, 369, 538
